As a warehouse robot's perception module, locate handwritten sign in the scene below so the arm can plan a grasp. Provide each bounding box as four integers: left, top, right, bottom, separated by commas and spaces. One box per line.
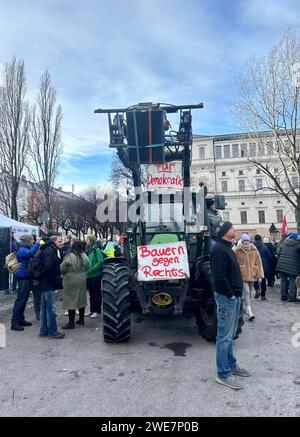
137, 241, 190, 281
147, 162, 183, 192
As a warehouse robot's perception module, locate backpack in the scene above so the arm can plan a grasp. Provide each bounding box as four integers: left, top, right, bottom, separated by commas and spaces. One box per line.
28, 250, 44, 280
5, 252, 20, 274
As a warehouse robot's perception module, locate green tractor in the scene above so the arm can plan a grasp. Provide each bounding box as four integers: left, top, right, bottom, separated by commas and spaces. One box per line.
95, 102, 243, 343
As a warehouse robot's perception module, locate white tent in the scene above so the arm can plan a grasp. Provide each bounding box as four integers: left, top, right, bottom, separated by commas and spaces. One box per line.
0, 213, 39, 241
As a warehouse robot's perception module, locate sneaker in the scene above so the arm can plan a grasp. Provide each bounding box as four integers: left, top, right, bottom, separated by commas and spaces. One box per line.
281, 296, 288, 301
20, 320, 32, 327
248, 315, 255, 321
84, 311, 92, 317
11, 325, 24, 331
48, 332, 65, 339
216, 375, 243, 390
261, 296, 267, 301
90, 312, 100, 318
76, 310, 79, 315
39, 332, 48, 337
231, 366, 251, 377
64, 311, 68, 316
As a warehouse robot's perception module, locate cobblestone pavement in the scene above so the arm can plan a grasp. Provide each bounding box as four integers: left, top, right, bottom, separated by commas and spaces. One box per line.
0, 284, 299, 417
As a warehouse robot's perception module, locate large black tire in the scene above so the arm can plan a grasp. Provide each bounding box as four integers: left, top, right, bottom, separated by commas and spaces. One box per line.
195, 299, 244, 342
195, 302, 217, 342
102, 262, 131, 343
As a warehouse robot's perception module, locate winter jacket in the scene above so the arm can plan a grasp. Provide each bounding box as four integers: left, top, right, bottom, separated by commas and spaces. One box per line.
265, 243, 277, 276
15, 242, 40, 279
254, 241, 271, 276
235, 243, 264, 282
211, 239, 243, 298
86, 244, 104, 279
38, 240, 63, 292
61, 252, 90, 310
276, 238, 300, 277
208, 209, 222, 240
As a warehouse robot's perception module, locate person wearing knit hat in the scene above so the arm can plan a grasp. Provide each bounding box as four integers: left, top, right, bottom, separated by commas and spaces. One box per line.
85, 235, 104, 318
211, 222, 251, 390
276, 232, 300, 302
11, 234, 41, 331
235, 234, 264, 322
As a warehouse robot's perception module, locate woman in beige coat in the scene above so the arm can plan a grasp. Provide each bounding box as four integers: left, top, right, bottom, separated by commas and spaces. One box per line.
60, 241, 90, 329
235, 233, 264, 321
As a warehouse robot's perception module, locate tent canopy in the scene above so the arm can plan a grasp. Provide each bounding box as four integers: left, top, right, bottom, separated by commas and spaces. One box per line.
0, 213, 39, 241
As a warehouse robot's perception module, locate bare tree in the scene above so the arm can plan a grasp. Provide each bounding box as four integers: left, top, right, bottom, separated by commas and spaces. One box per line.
110, 153, 146, 190
0, 57, 30, 219
28, 70, 62, 228
233, 31, 300, 229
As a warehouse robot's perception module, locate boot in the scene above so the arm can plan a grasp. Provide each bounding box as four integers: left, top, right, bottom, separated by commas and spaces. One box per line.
246, 306, 255, 321
62, 310, 75, 329
76, 307, 85, 326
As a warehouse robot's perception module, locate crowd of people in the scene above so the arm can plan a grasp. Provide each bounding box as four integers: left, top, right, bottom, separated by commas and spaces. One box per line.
211, 221, 300, 391
10, 232, 121, 339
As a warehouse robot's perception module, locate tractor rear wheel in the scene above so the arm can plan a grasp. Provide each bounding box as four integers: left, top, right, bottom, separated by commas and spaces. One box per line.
102, 262, 131, 343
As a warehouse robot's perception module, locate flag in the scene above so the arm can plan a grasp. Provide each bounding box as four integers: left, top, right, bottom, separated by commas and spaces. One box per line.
281, 214, 288, 234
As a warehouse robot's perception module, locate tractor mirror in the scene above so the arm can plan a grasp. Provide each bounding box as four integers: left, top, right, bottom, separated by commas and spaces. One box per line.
215, 195, 225, 210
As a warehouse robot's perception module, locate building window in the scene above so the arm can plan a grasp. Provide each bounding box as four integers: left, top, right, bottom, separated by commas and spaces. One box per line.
256, 169, 261, 174
258, 143, 265, 155
239, 170, 244, 175
276, 210, 283, 223
221, 181, 228, 192
249, 143, 256, 156
221, 171, 226, 176
232, 144, 239, 158
267, 141, 273, 155
239, 179, 245, 191
198, 147, 205, 160
215, 145, 222, 159
256, 179, 263, 189
240, 211, 247, 224
241, 202, 245, 205
258, 210, 266, 224
296, 140, 300, 153
223, 211, 230, 221
291, 176, 299, 188
224, 145, 230, 158
241, 143, 247, 157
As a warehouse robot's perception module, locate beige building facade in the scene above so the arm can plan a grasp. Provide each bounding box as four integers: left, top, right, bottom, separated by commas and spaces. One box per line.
191, 132, 299, 238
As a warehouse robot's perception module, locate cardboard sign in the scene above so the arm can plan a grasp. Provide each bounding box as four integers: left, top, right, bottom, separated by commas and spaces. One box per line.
147, 162, 183, 192
137, 241, 190, 281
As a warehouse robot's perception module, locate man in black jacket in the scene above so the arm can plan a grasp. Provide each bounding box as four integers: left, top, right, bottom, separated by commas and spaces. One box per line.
211, 222, 250, 390
39, 234, 65, 339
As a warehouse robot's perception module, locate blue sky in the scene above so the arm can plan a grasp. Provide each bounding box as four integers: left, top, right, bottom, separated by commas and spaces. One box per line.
1, 0, 300, 193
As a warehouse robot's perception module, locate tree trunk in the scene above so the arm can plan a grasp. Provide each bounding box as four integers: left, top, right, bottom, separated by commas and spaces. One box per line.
295, 207, 300, 233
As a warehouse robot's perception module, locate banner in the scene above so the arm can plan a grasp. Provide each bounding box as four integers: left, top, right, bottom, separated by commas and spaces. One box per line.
137, 241, 190, 281
147, 162, 183, 192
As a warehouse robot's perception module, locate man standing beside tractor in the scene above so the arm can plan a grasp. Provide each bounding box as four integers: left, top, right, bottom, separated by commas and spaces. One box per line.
211, 221, 251, 390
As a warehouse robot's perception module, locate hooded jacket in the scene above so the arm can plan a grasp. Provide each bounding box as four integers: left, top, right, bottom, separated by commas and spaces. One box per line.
235, 243, 264, 282
16, 242, 40, 279
38, 240, 63, 292
276, 238, 300, 276
254, 241, 271, 276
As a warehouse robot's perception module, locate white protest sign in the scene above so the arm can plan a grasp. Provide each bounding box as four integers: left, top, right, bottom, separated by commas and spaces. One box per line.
147, 162, 183, 192
137, 241, 190, 281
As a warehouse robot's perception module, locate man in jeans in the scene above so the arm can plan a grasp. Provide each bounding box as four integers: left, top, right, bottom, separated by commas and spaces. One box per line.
11, 235, 41, 331
211, 222, 251, 390
38, 234, 65, 339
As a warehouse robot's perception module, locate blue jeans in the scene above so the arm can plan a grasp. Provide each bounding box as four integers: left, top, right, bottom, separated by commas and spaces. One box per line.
214, 292, 241, 379
11, 279, 31, 327
40, 291, 58, 336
